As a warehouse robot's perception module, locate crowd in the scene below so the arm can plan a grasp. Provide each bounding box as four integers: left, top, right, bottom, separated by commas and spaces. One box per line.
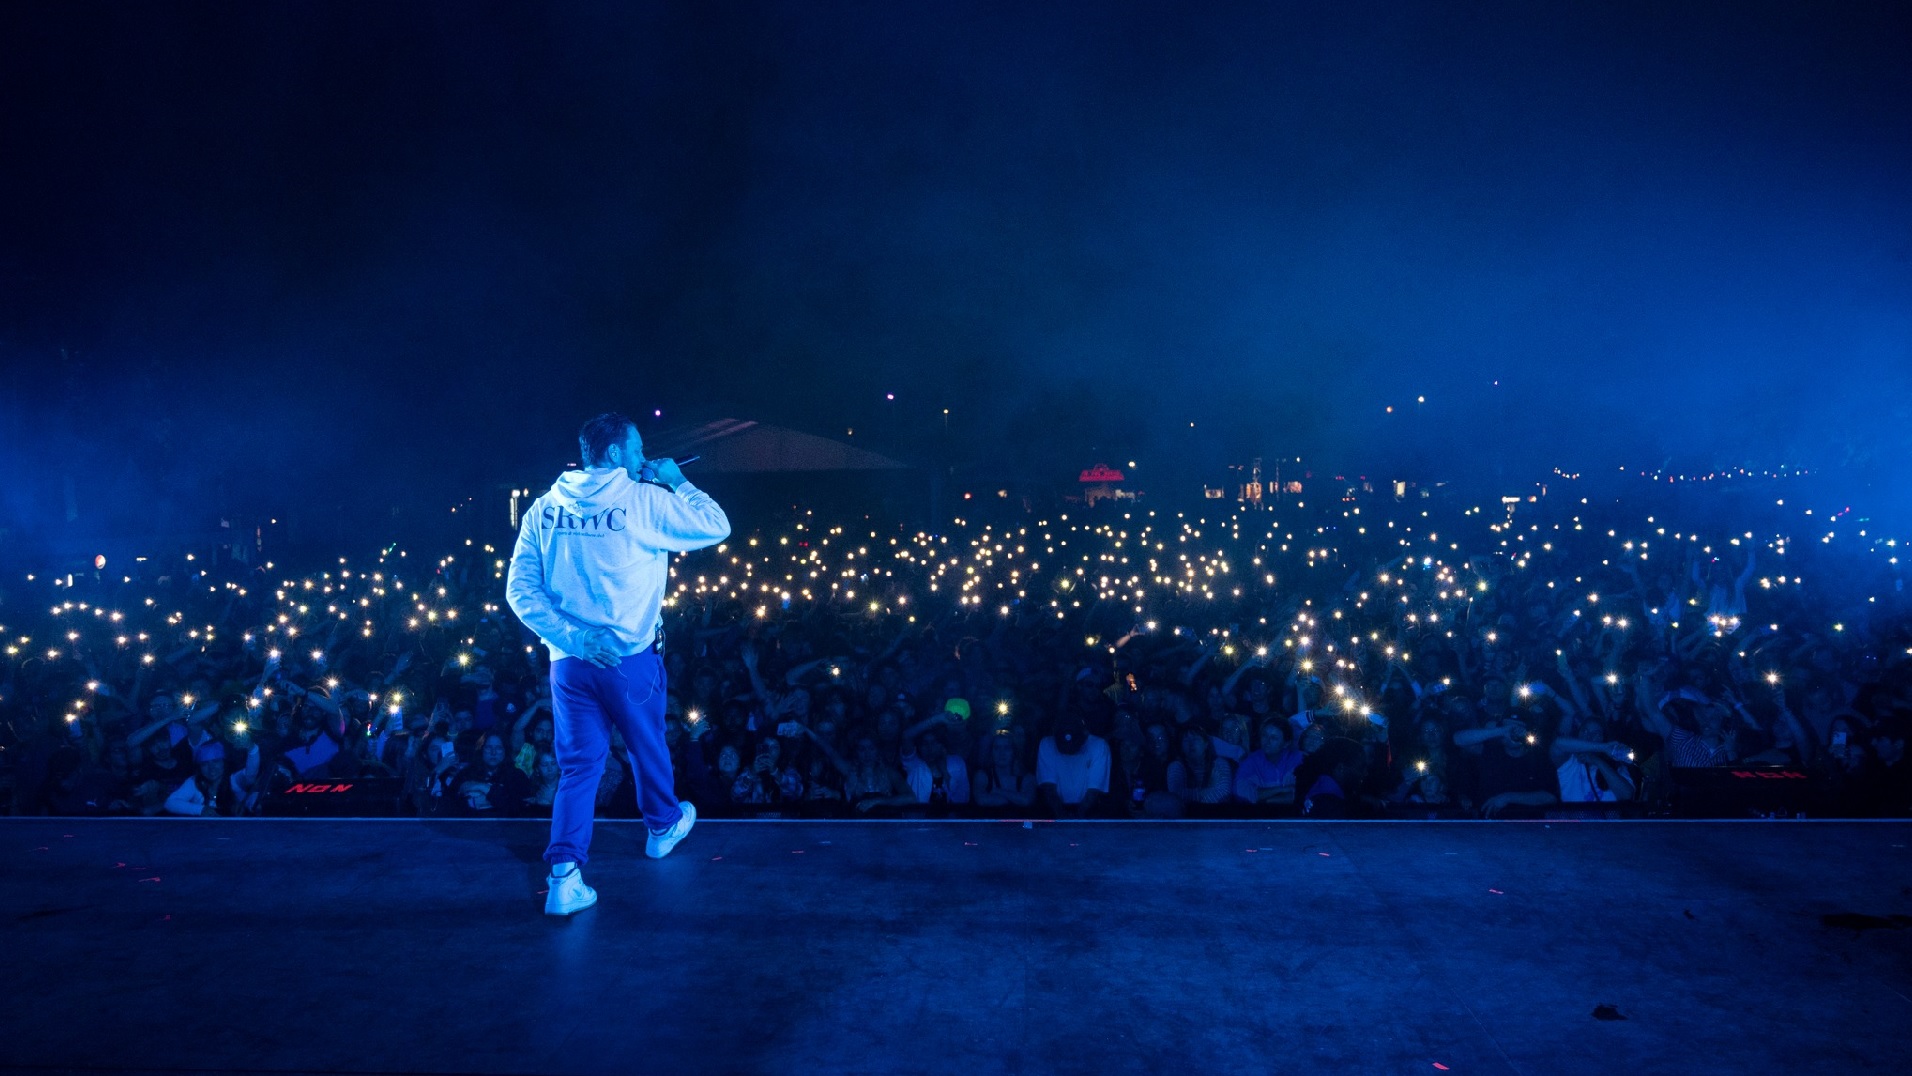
4, 480, 1910, 821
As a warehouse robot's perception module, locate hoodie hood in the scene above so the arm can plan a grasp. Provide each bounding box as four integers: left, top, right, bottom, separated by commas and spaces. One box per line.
551, 468, 629, 510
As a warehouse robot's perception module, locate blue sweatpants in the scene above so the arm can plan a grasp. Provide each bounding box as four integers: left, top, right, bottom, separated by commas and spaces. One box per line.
544, 651, 683, 867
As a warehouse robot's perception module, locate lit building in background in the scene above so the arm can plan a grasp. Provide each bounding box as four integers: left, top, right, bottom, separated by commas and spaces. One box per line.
1218, 458, 1302, 506
1077, 463, 1136, 507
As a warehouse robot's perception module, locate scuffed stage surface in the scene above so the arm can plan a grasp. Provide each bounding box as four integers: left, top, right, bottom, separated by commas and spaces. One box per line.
3, 818, 1909, 1075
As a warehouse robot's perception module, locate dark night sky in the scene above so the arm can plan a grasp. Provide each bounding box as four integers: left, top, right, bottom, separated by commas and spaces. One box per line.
2, 1, 1909, 539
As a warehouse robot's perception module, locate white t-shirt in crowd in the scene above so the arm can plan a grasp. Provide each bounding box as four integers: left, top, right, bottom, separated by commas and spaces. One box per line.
899, 749, 971, 804
1036, 735, 1110, 805
1556, 756, 1618, 803
282, 732, 339, 777
163, 777, 205, 816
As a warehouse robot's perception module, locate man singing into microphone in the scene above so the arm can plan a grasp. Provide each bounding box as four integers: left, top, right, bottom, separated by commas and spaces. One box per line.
506, 412, 731, 916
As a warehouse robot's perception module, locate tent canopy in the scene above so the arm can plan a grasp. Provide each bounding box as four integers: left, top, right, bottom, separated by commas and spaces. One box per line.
649, 420, 908, 474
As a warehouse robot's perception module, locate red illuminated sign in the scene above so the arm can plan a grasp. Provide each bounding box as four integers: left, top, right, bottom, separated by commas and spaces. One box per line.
285, 783, 355, 793
1728, 771, 1806, 780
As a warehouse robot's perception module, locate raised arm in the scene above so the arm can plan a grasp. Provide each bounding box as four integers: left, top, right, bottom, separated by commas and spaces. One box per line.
1453, 723, 1512, 748
801, 724, 855, 779
1220, 651, 1262, 697
873, 622, 915, 665
783, 656, 834, 687
1634, 674, 1674, 740
1181, 639, 1216, 687
288, 684, 341, 717
626, 482, 731, 552
125, 710, 177, 749
739, 642, 778, 711
508, 704, 537, 755
1769, 685, 1814, 765
1554, 653, 1590, 716
900, 711, 950, 743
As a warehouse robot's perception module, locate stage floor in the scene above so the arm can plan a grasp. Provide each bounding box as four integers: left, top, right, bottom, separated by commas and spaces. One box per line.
3, 818, 1909, 1075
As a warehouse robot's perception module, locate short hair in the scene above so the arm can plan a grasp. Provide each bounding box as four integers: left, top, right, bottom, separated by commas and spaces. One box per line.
577, 413, 637, 466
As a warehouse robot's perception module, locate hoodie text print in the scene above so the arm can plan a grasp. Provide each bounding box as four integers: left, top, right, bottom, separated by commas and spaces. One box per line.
506, 469, 730, 661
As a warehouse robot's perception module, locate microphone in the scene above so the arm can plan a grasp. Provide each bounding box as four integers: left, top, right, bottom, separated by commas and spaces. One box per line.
638, 455, 699, 492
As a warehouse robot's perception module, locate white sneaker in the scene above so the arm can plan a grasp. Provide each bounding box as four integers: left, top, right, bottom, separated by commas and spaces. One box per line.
645, 801, 696, 859
544, 867, 597, 916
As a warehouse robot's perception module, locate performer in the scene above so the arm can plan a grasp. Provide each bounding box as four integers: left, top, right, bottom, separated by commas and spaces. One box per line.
506, 412, 731, 915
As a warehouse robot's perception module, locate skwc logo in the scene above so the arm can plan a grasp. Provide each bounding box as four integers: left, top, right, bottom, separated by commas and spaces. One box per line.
543, 506, 627, 535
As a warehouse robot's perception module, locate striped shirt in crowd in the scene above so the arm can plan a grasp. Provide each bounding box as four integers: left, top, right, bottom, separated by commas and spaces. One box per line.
1668, 728, 1732, 768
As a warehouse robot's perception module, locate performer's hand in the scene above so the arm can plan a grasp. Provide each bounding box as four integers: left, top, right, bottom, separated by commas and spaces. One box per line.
640, 458, 687, 488
577, 629, 622, 669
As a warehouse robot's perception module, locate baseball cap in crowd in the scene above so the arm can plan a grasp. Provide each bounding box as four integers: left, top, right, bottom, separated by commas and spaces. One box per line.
943, 698, 971, 720
1054, 712, 1088, 752
193, 742, 227, 764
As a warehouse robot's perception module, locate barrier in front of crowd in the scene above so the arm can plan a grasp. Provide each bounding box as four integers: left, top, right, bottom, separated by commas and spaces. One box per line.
261, 776, 405, 817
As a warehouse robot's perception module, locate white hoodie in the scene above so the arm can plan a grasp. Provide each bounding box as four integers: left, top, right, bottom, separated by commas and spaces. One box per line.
506, 469, 730, 661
